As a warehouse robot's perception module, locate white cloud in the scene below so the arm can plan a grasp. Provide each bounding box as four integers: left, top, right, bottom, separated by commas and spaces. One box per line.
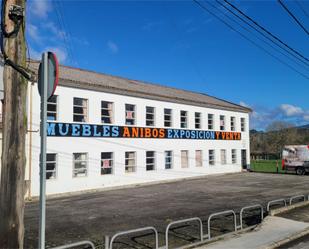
107, 41, 119, 54
280, 104, 304, 117
46, 47, 67, 63
239, 101, 251, 108
29, 0, 52, 19
27, 23, 41, 43
304, 115, 309, 122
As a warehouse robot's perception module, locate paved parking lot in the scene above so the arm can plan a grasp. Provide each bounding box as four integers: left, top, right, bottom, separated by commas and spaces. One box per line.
24, 172, 309, 248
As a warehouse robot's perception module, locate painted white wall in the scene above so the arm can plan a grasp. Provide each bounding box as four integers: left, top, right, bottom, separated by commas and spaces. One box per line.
27, 82, 250, 196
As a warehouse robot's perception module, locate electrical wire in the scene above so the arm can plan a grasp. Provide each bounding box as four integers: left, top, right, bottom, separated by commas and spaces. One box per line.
193, 0, 309, 80
223, 0, 309, 63
278, 0, 309, 36
295, 0, 309, 20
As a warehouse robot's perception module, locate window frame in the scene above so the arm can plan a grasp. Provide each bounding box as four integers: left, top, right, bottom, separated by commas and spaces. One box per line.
230, 116, 236, 131
47, 95, 58, 121
181, 150, 189, 168
46, 153, 57, 180
101, 152, 114, 175
195, 112, 202, 129
165, 150, 173, 169
125, 104, 136, 125
72, 152, 88, 178
145, 106, 155, 127
221, 149, 227, 165
195, 150, 203, 167
164, 108, 173, 127
209, 149, 215, 166
208, 114, 214, 130
125, 151, 136, 173
101, 101, 114, 124
241, 118, 246, 132
146, 151, 156, 171
232, 149, 237, 164
180, 110, 188, 128
220, 115, 225, 131
73, 97, 88, 123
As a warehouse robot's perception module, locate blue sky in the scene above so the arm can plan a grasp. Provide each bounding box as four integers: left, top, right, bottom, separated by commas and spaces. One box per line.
27, 0, 309, 130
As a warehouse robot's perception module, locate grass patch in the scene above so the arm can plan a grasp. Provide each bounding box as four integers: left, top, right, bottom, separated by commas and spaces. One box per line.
250, 160, 285, 173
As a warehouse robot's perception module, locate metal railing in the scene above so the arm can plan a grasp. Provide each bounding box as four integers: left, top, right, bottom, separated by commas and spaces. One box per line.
267, 198, 287, 212
107, 226, 158, 249
207, 210, 237, 239
289, 195, 306, 205
51, 241, 95, 249
239, 204, 264, 230
165, 217, 203, 249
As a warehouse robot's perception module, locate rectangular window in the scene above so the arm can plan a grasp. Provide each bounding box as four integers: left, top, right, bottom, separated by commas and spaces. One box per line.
181, 150, 189, 168
101, 101, 113, 124
125, 151, 136, 173
241, 118, 246, 132
146, 106, 155, 126
146, 151, 156, 171
73, 153, 88, 177
209, 150, 215, 166
101, 152, 113, 175
180, 110, 188, 128
221, 149, 227, 165
195, 150, 202, 167
46, 153, 57, 180
165, 151, 173, 169
220, 115, 225, 131
125, 104, 136, 125
73, 97, 88, 122
195, 112, 201, 129
231, 116, 236, 131
208, 114, 214, 130
164, 108, 172, 127
47, 95, 58, 121
232, 149, 237, 164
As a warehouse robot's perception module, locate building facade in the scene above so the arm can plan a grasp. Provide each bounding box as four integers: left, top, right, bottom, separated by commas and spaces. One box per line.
1, 61, 251, 197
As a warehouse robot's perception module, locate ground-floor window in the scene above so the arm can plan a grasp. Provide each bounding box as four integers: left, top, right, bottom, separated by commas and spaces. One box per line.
181, 150, 189, 168
73, 153, 88, 177
209, 150, 215, 166
125, 151, 136, 173
46, 153, 57, 180
232, 149, 237, 164
146, 151, 156, 171
101, 152, 113, 175
221, 149, 227, 165
195, 150, 202, 167
165, 151, 173, 169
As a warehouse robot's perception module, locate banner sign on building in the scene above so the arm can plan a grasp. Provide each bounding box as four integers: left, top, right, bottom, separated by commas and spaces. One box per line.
47, 122, 241, 140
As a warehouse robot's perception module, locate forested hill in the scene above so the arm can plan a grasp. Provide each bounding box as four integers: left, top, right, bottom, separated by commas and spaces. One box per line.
250, 124, 309, 154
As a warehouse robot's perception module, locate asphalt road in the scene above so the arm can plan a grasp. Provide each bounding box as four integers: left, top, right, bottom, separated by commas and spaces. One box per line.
24, 172, 309, 248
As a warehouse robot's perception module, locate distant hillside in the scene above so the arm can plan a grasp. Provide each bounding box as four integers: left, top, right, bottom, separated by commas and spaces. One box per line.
250, 124, 309, 155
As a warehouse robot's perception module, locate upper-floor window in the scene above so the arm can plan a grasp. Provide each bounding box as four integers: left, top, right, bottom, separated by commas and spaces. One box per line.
209, 150, 215, 166
47, 95, 58, 121
220, 115, 225, 131
125, 104, 136, 125
146, 106, 155, 126
146, 151, 156, 171
165, 151, 173, 169
232, 149, 237, 164
73, 153, 88, 177
164, 108, 172, 127
180, 110, 188, 128
101, 152, 113, 175
73, 97, 88, 122
196, 150, 202, 167
125, 151, 136, 173
46, 153, 57, 180
221, 149, 227, 165
101, 101, 113, 124
231, 116, 236, 131
195, 112, 201, 129
241, 118, 246, 132
208, 114, 214, 130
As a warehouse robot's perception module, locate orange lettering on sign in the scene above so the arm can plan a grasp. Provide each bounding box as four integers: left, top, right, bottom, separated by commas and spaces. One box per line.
159, 128, 165, 138
237, 133, 241, 140
152, 128, 158, 137
145, 128, 151, 138
230, 132, 234, 140
123, 127, 131, 137
222, 132, 226, 140
216, 131, 220, 139
132, 127, 138, 138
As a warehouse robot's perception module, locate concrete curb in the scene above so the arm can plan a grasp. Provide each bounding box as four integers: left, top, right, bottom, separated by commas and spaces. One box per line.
262, 227, 309, 249
270, 201, 309, 216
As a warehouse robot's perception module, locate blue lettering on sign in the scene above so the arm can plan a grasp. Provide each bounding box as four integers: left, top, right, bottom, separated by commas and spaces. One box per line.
59, 123, 69, 136
72, 124, 81, 136
93, 125, 101, 136
167, 129, 173, 138
112, 126, 119, 137
103, 126, 110, 137
82, 125, 91, 136
47, 122, 56, 136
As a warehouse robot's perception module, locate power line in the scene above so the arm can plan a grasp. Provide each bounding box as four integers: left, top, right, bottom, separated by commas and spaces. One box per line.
214, 0, 309, 70
192, 0, 309, 80
223, 0, 309, 64
295, 0, 309, 20
278, 0, 309, 36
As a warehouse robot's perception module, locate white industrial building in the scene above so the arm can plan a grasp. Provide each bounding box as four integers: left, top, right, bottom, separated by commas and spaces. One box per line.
1, 61, 251, 198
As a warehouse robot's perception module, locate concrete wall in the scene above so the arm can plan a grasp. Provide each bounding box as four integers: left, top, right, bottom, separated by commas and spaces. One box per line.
26, 82, 250, 197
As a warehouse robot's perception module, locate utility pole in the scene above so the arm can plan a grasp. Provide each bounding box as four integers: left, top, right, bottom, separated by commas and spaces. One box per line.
0, 0, 27, 248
